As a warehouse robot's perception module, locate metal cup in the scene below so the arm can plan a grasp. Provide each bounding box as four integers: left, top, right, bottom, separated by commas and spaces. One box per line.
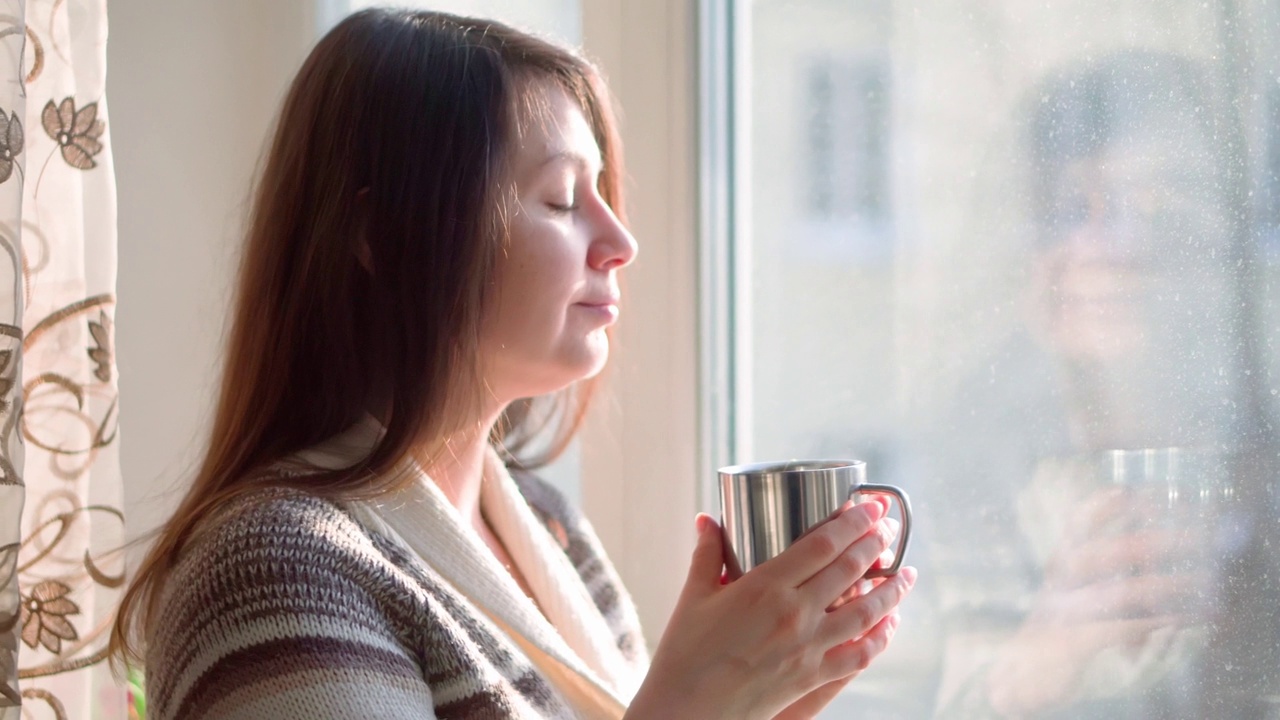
1094, 446, 1237, 578
1097, 447, 1236, 507
718, 459, 912, 579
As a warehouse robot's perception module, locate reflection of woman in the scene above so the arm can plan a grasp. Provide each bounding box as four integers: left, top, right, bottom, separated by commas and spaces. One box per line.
926, 51, 1267, 718
1023, 52, 1236, 451
107, 9, 916, 720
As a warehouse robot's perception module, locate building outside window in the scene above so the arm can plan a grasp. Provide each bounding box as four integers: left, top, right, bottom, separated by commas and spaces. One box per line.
725, 0, 1280, 716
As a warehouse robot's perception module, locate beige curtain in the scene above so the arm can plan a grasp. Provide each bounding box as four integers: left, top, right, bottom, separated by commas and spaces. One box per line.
0, 0, 124, 718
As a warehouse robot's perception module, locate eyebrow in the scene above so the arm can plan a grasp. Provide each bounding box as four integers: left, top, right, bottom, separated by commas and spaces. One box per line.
540, 150, 602, 174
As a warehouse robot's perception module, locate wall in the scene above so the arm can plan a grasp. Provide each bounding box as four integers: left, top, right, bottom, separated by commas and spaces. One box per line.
108, 0, 315, 544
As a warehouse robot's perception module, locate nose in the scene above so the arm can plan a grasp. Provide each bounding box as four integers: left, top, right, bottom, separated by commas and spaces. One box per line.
587, 200, 638, 271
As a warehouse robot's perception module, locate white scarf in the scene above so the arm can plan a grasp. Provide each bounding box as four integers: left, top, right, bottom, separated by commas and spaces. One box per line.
293, 419, 641, 719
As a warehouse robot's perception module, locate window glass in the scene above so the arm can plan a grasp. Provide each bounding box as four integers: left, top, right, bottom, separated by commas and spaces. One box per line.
737, 1, 1280, 716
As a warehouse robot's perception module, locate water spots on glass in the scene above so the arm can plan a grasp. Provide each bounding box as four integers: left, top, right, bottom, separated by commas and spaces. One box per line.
744, 0, 1280, 716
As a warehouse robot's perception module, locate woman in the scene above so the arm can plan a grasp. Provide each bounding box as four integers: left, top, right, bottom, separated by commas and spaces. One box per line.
110, 8, 915, 719
925, 51, 1277, 718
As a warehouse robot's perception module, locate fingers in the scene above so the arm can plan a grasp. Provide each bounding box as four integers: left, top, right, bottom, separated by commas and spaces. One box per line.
1089, 616, 1181, 648
1043, 573, 1206, 622
1050, 528, 1199, 588
988, 614, 1174, 715
867, 493, 893, 517
1025, 616, 1181, 658
1063, 487, 1127, 541
1070, 614, 1177, 648
801, 518, 894, 604
874, 517, 901, 569
821, 566, 916, 645
683, 513, 726, 596
762, 501, 884, 587
821, 610, 902, 682
881, 517, 901, 543
828, 583, 861, 612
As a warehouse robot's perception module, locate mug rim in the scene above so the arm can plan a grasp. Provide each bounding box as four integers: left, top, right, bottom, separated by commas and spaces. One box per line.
718, 458, 866, 478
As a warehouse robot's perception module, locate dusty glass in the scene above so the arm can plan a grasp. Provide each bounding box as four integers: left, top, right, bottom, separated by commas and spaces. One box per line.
732, 0, 1280, 717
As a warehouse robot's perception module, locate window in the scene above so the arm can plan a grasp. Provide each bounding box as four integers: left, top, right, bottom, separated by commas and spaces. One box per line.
799, 54, 892, 261
711, 0, 1280, 716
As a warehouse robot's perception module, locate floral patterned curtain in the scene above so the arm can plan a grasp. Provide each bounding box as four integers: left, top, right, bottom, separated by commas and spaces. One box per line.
0, 0, 125, 718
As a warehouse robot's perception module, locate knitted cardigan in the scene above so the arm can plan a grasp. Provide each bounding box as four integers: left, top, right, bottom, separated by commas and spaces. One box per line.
144, 446, 649, 719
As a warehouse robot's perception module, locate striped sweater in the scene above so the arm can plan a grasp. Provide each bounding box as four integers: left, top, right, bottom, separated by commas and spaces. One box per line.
144, 467, 648, 719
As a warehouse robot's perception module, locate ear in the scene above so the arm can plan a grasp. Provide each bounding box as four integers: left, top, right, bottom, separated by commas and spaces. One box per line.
354, 187, 375, 275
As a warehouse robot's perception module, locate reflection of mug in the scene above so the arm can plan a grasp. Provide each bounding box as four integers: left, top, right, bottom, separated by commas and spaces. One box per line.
719, 459, 912, 580
1094, 447, 1239, 581
1097, 447, 1237, 508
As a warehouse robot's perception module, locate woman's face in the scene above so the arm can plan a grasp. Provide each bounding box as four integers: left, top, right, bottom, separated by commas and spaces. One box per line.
478, 85, 637, 405
1030, 137, 1230, 365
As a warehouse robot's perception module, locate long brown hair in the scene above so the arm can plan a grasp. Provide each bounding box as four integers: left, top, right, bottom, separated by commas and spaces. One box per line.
110, 7, 627, 667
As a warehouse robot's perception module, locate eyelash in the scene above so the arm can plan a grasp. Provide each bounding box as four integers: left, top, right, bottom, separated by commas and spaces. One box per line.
547, 202, 579, 215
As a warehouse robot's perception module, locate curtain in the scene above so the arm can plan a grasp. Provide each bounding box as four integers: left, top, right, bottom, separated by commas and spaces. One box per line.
0, 0, 124, 718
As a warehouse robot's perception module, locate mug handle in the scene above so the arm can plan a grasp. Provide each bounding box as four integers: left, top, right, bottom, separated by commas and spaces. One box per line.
850, 484, 912, 578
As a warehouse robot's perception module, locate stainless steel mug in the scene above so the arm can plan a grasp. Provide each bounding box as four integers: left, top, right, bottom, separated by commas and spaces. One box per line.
1097, 447, 1236, 507
719, 459, 912, 579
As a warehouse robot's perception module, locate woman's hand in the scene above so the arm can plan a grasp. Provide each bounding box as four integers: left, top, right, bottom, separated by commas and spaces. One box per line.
984, 488, 1207, 717
773, 514, 904, 720
625, 502, 917, 720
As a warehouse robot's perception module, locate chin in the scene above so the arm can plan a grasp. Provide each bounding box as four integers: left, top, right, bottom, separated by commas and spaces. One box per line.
580, 354, 610, 381
502, 334, 613, 397
511, 356, 606, 401
565, 346, 610, 383
569, 327, 610, 372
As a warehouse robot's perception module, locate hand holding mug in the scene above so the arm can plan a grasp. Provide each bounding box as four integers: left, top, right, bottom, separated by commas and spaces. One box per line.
718, 460, 913, 581
627, 500, 916, 720
985, 485, 1210, 716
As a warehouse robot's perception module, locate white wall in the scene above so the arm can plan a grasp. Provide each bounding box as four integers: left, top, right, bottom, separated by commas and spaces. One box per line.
109, 0, 316, 542
344, 0, 581, 42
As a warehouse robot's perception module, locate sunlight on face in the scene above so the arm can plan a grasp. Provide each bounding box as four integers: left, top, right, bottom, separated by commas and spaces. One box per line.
478, 84, 638, 407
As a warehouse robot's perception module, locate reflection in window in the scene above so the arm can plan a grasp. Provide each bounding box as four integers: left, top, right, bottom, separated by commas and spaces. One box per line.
1258, 88, 1280, 258
926, 50, 1269, 719
737, 1, 1280, 717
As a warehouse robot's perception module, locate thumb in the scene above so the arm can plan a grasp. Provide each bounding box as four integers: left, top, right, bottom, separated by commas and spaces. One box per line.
685, 513, 726, 594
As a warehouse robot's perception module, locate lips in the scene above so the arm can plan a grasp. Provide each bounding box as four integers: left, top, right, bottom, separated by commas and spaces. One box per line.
573, 293, 621, 324
574, 288, 621, 307
575, 296, 620, 308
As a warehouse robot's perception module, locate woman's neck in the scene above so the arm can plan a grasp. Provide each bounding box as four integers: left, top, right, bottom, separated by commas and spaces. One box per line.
415, 406, 543, 608
416, 408, 505, 533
